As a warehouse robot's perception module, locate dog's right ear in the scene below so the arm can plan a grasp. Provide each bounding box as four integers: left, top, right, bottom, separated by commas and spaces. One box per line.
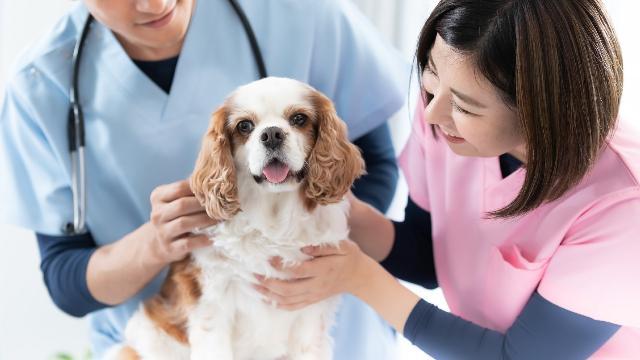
190, 106, 240, 220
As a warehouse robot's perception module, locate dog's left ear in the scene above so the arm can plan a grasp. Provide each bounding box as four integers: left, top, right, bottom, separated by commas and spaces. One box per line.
190, 105, 241, 220
303, 92, 365, 210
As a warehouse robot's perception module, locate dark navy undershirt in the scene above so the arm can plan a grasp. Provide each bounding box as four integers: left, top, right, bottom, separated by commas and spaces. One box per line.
383, 153, 620, 359
35, 57, 398, 317
133, 56, 179, 93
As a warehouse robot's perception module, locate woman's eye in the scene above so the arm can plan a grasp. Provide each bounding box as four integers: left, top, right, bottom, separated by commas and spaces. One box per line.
236, 120, 254, 134
424, 65, 437, 76
425, 91, 435, 103
450, 99, 472, 115
291, 113, 308, 126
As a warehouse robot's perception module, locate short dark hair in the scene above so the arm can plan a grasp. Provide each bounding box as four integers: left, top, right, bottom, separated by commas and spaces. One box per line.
416, 0, 624, 218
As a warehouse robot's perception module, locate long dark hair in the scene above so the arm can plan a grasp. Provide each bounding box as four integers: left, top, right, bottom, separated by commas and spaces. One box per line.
416, 0, 623, 218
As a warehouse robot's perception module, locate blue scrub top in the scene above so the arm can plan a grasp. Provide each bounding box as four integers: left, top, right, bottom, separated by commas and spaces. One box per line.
0, 0, 409, 358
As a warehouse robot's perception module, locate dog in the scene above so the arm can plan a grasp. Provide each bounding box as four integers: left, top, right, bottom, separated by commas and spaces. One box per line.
107, 77, 365, 360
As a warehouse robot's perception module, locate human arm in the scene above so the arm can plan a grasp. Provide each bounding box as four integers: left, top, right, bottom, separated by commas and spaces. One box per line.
35, 180, 217, 314
36, 231, 107, 317
256, 243, 619, 359
348, 194, 438, 292
85, 180, 216, 305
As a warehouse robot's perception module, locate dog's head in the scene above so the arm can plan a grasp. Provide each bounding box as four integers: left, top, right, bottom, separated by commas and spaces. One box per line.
190, 77, 365, 220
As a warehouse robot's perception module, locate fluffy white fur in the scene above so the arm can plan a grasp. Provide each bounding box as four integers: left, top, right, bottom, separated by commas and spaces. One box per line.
108, 77, 359, 360
185, 187, 347, 360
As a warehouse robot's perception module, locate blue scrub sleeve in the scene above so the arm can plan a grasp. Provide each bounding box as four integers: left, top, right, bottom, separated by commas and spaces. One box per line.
36, 231, 108, 317
382, 198, 437, 289
352, 122, 399, 213
404, 292, 620, 359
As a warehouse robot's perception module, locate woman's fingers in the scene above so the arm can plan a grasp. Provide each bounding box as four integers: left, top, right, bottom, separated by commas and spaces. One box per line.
255, 275, 313, 298
301, 241, 352, 257
254, 283, 326, 311
269, 257, 317, 279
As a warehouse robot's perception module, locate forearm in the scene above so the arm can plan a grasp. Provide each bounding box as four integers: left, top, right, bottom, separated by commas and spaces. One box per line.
350, 254, 421, 332
348, 255, 619, 359
87, 222, 165, 305
348, 197, 395, 261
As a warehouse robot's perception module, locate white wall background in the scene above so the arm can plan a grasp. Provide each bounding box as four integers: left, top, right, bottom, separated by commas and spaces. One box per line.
1, 1, 638, 359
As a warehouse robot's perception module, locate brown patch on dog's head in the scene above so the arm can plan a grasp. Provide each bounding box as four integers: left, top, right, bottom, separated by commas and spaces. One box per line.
301, 91, 365, 211
190, 105, 241, 221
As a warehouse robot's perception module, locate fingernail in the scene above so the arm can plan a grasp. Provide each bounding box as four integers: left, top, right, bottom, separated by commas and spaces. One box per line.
302, 246, 314, 254
254, 274, 264, 281
269, 257, 282, 267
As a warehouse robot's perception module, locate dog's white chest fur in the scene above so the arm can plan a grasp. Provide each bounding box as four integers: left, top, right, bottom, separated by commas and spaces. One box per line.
120, 195, 348, 360
191, 199, 347, 359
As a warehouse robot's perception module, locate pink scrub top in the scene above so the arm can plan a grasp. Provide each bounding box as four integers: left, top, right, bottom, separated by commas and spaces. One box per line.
399, 98, 640, 358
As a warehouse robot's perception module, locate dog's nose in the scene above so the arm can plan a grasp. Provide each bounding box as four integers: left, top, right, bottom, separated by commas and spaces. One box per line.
260, 127, 285, 150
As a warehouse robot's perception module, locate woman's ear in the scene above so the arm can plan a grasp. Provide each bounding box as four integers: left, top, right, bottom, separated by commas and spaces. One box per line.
190, 106, 240, 220
302, 92, 365, 210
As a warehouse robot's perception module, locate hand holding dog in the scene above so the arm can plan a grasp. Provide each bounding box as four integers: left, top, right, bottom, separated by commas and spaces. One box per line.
255, 239, 372, 311
147, 179, 218, 266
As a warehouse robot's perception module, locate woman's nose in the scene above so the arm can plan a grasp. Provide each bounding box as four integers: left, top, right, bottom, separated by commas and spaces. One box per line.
423, 92, 452, 126
136, 0, 170, 14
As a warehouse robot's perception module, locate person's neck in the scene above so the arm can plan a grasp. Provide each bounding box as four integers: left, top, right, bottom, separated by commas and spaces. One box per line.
508, 144, 527, 164
116, 34, 182, 61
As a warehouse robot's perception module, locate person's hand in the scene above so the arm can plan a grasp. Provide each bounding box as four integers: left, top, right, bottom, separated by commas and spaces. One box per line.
254, 239, 370, 311
147, 179, 218, 266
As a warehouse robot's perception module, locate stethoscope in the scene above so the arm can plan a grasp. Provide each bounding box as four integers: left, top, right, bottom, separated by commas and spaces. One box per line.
65, 0, 267, 235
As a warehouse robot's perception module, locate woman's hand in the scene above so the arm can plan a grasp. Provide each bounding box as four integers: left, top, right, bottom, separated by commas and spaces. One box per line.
147, 179, 218, 266
254, 239, 371, 311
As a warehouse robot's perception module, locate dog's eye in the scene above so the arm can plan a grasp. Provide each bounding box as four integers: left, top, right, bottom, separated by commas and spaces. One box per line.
236, 120, 254, 134
290, 113, 308, 127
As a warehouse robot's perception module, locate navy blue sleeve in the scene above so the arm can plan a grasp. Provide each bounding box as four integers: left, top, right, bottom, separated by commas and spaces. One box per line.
381, 197, 437, 289
36, 231, 108, 317
352, 122, 399, 213
404, 292, 620, 359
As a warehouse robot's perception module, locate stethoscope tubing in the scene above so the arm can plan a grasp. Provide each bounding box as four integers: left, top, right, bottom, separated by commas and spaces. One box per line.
65, 0, 266, 234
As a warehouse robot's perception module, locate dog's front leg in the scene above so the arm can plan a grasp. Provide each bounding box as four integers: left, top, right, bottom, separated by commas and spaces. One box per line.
188, 301, 234, 360
288, 300, 339, 360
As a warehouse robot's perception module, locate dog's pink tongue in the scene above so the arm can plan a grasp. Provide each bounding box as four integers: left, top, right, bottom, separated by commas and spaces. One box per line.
263, 162, 290, 183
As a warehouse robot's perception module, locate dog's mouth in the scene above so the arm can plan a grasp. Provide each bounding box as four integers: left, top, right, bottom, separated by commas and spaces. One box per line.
253, 159, 306, 184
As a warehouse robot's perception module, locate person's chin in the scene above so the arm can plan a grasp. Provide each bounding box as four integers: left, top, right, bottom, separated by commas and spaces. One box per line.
446, 142, 482, 158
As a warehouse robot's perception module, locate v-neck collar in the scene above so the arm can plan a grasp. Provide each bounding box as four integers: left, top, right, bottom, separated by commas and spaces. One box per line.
88, 0, 208, 123
91, 22, 169, 121
484, 157, 526, 212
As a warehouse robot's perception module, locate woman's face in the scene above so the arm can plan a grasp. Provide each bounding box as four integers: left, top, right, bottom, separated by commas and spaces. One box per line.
83, 0, 195, 60
422, 35, 526, 162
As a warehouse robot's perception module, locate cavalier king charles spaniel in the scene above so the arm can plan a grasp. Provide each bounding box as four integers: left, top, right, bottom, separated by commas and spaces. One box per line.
108, 77, 365, 360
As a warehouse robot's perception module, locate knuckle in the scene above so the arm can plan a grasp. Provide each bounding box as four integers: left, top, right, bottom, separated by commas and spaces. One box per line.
176, 217, 189, 230
280, 286, 292, 297
175, 198, 189, 214
300, 263, 313, 276
160, 227, 174, 242
292, 265, 306, 277
171, 242, 188, 256
150, 187, 162, 202
150, 211, 161, 225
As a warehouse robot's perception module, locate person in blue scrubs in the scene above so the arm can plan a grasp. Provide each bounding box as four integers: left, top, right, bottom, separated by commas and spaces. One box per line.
0, 0, 408, 358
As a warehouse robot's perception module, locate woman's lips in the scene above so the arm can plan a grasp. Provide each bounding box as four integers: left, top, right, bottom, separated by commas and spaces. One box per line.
140, 6, 176, 28
439, 126, 466, 144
